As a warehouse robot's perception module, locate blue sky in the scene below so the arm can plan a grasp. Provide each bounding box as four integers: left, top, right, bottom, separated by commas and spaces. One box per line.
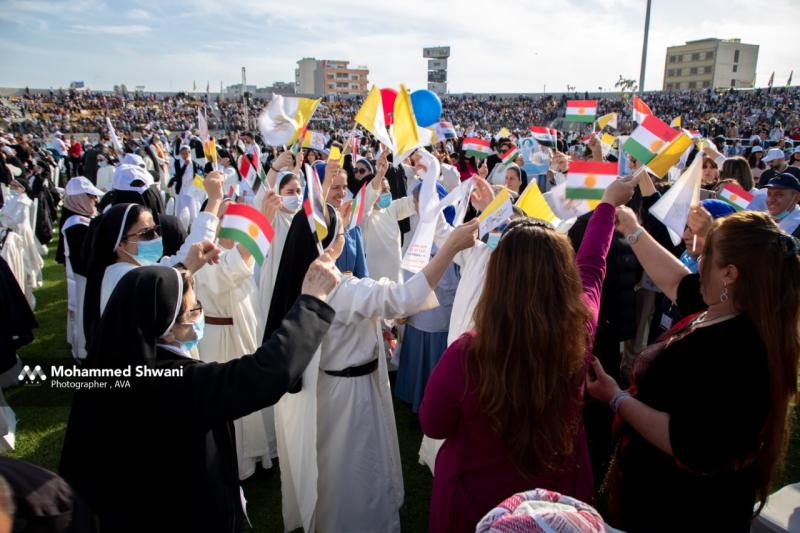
0, 0, 795, 93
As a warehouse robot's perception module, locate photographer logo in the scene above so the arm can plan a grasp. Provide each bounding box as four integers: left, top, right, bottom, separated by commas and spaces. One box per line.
18, 365, 47, 385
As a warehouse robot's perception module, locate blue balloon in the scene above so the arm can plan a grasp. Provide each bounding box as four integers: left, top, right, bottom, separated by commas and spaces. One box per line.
410, 89, 442, 127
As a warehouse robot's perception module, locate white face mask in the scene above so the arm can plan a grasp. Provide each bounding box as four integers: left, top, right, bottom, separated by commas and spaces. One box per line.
281, 194, 302, 211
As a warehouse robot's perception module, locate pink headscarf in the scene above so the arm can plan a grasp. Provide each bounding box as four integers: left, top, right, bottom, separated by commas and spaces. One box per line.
63, 193, 97, 218
476, 489, 612, 533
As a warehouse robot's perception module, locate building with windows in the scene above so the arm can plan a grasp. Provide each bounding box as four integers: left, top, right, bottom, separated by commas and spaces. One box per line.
662, 38, 758, 91
294, 58, 369, 98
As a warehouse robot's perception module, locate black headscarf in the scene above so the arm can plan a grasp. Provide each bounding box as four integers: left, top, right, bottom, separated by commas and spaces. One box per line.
0, 256, 37, 372
85, 265, 185, 369
263, 204, 338, 345
82, 203, 144, 347
104, 185, 186, 257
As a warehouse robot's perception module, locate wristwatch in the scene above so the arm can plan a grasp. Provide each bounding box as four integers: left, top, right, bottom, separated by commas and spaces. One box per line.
626, 227, 644, 245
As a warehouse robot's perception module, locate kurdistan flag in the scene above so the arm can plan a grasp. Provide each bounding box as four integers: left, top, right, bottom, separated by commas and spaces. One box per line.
462, 137, 492, 158
565, 100, 597, 123
719, 183, 754, 211
218, 203, 275, 265
500, 145, 520, 166
632, 96, 653, 123
622, 115, 680, 164
565, 161, 618, 200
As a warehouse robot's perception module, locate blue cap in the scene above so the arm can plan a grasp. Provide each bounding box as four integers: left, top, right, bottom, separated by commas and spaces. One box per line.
765, 173, 800, 193
701, 199, 736, 219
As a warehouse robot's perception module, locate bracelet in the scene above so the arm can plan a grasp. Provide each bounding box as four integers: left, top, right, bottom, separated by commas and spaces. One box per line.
609, 391, 632, 413
270, 165, 280, 172
626, 226, 645, 246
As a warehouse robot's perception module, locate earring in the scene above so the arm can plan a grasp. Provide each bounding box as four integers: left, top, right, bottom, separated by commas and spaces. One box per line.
720, 281, 729, 303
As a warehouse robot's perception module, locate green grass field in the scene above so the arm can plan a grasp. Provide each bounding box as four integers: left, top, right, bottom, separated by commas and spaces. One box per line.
4, 239, 798, 531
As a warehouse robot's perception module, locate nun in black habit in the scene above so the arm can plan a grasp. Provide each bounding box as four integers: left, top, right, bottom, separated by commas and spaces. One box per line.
59, 264, 336, 533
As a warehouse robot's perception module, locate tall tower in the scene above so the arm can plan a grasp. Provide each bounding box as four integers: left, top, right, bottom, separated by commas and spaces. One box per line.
423, 47, 450, 95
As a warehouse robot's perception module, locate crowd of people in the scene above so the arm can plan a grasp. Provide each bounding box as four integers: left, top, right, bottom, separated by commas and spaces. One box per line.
4, 85, 800, 141
0, 84, 799, 532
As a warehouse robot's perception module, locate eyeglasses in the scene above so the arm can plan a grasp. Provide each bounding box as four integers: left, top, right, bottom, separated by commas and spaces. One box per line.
179, 300, 203, 324
125, 225, 160, 241
355, 167, 369, 175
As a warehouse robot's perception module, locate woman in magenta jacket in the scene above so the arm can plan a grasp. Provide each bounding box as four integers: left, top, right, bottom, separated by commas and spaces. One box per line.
420, 175, 640, 532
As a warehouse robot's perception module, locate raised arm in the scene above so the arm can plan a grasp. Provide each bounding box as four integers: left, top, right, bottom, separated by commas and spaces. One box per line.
576, 176, 640, 320
187, 255, 339, 428
614, 205, 691, 303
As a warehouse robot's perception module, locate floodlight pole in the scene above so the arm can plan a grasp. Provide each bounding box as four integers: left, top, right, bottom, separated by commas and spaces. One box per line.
638, 0, 652, 95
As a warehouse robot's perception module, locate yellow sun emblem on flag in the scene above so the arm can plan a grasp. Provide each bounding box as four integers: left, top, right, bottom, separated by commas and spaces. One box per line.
584, 175, 597, 187
578, 108, 586, 115
649, 139, 664, 152
248, 223, 259, 238
729, 194, 738, 202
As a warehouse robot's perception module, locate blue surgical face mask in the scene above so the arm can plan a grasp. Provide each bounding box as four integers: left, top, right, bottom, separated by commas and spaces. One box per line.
181, 313, 205, 353
773, 209, 792, 221
281, 194, 303, 211
126, 237, 163, 266
486, 231, 502, 250
679, 250, 699, 273
378, 192, 392, 209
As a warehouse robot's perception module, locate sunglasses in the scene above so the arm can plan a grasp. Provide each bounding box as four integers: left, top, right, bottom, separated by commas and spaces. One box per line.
125, 225, 161, 241
355, 167, 369, 175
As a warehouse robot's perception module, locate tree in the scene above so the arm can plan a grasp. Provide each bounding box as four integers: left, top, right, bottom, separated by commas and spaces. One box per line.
615, 76, 639, 102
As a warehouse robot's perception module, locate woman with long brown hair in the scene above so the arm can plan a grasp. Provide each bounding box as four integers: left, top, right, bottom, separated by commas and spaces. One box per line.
419, 176, 639, 533
589, 207, 800, 532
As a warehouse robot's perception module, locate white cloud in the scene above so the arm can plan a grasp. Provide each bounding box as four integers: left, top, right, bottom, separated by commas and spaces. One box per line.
125, 8, 152, 20
72, 24, 151, 35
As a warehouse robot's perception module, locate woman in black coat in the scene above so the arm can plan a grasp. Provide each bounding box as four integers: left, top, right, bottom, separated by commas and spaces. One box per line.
59, 263, 338, 532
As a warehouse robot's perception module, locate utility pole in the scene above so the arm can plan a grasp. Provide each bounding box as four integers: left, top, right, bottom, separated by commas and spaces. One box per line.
241, 67, 249, 130
638, 0, 652, 95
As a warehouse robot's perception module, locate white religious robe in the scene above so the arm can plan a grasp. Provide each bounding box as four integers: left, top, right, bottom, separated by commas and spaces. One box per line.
277, 271, 439, 533
418, 215, 493, 474
361, 183, 415, 284
0, 193, 43, 305
62, 215, 91, 361
96, 164, 115, 193
194, 246, 271, 479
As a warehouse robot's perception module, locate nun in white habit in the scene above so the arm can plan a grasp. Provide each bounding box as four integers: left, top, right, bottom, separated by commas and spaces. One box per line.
194, 197, 269, 479
264, 200, 479, 533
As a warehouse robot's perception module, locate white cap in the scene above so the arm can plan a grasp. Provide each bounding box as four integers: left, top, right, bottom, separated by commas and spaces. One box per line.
65, 176, 104, 197
763, 148, 786, 162
54, 130, 63, 137
794, 145, 800, 154
179, 144, 191, 152
112, 163, 154, 193
121, 153, 145, 167
1, 146, 12, 155
750, 145, 764, 153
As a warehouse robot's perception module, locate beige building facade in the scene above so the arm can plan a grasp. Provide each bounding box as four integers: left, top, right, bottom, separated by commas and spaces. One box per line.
663, 38, 758, 91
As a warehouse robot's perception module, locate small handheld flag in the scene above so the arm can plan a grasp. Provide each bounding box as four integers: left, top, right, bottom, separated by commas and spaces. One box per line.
529, 126, 558, 148
565, 100, 597, 123
565, 161, 618, 200
349, 184, 368, 231
623, 115, 680, 165
500, 144, 520, 167
462, 137, 492, 158
719, 183, 754, 211
219, 203, 275, 266
632, 96, 653, 124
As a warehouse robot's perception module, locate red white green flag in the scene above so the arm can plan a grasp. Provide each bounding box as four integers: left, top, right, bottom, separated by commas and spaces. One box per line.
622, 115, 680, 164
218, 203, 275, 265
462, 137, 492, 158
500, 145, 520, 166
719, 183, 753, 211
565, 100, 597, 123
566, 161, 618, 200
